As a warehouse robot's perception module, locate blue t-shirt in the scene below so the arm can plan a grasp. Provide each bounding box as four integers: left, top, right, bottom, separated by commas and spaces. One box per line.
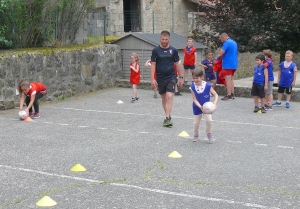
221, 38, 238, 69
201, 58, 214, 73
151, 45, 180, 83
253, 65, 267, 85
190, 81, 212, 115
264, 59, 274, 81
279, 61, 296, 88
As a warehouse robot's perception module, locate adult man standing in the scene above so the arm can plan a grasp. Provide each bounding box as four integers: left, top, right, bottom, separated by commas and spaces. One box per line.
219, 33, 238, 100
151, 31, 184, 127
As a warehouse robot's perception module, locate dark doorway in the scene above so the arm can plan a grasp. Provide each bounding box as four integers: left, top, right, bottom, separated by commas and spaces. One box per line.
123, 0, 141, 32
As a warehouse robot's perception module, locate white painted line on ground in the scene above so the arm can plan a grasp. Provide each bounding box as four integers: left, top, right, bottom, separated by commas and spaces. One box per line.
138, 132, 149, 134
0, 164, 279, 209
57, 123, 69, 126
278, 146, 294, 149
51, 107, 300, 130
78, 126, 88, 128
254, 143, 268, 146
97, 127, 108, 130
0, 164, 101, 183
43, 122, 53, 124
112, 183, 279, 209
226, 140, 242, 143
117, 129, 129, 132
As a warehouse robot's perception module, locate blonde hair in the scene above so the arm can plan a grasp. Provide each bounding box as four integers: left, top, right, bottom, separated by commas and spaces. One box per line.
130, 53, 140, 63
286, 50, 293, 56
263, 49, 272, 58
18, 78, 30, 94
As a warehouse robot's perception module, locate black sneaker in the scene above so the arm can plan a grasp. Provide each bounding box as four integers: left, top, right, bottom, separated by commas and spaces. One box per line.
174, 92, 182, 96
131, 98, 135, 103
260, 107, 267, 113
253, 106, 259, 113
221, 95, 232, 100
231, 93, 235, 99
135, 97, 139, 101
163, 117, 173, 127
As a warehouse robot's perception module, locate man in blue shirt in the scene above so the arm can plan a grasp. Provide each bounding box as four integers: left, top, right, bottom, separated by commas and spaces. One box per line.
151, 31, 184, 127
219, 33, 238, 100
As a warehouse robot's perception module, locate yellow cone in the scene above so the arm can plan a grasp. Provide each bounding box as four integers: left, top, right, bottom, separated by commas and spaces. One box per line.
178, 131, 190, 137
257, 110, 262, 114
168, 151, 182, 158
70, 163, 86, 172
36, 196, 57, 207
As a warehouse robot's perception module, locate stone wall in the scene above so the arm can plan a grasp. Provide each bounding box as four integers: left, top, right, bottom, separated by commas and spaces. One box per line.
0, 44, 122, 110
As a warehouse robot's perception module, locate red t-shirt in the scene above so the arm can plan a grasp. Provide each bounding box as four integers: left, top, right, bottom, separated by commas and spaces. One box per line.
130, 62, 140, 84
183, 46, 197, 65
24, 82, 46, 97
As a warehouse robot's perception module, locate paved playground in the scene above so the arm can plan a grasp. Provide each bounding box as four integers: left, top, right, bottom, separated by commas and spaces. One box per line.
0, 87, 300, 209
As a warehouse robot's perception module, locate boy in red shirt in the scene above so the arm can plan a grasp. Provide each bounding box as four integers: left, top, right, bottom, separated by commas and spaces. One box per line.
18, 79, 47, 118
183, 38, 197, 84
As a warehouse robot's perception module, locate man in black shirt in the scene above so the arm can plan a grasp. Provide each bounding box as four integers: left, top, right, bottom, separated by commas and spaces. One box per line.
151, 31, 184, 127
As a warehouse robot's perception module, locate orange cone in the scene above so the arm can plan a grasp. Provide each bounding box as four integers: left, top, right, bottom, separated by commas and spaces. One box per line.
23, 116, 33, 122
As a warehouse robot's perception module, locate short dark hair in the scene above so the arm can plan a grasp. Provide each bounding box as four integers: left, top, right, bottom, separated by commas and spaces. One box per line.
192, 68, 204, 77
161, 30, 170, 37
255, 54, 265, 61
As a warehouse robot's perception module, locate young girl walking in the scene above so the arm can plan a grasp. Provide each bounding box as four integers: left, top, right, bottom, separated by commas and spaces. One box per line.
190, 69, 218, 142
18, 79, 47, 118
130, 53, 140, 103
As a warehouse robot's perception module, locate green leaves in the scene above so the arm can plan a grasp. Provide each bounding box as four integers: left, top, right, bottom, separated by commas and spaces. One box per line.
195, 0, 300, 54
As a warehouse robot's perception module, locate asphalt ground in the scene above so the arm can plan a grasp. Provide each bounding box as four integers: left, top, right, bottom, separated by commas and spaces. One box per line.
0, 88, 300, 209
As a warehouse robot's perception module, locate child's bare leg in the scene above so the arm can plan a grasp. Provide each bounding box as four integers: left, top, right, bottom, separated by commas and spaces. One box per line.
194, 114, 202, 136
277, 93, 282, 101
212, 79, 216, 89
184, 69, 189, 82
286, 94, 291, 102
132, 84, 137, 98
204, 114, 212, 134
260, 97, 266, 107
254, 96, 259, 106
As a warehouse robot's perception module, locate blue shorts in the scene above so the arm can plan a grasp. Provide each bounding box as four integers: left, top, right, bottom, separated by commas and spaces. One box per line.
205, 72, 216, 81
184, 65, 195, 70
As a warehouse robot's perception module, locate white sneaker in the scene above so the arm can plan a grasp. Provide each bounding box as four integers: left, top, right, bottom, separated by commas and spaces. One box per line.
193, 135, 198, 142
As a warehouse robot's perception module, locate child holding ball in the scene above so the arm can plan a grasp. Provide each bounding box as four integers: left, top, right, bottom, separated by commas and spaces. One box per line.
18, 79, 47, 119
189, 69, 218, 142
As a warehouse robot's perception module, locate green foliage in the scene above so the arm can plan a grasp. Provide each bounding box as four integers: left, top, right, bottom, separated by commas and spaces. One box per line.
0, 0, 12, 47
0, 0, 95, 48
195, 0, 300, 55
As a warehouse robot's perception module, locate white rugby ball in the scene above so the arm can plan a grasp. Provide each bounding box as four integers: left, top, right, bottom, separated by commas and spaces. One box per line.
202, 102, 215, 114
19, 110, 28, 120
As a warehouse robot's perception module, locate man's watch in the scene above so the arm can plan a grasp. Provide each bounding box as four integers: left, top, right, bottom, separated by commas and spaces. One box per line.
179, 76, 184, 79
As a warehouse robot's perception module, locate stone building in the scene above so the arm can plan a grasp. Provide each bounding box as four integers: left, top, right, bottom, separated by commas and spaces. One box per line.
93, 0, 204, 37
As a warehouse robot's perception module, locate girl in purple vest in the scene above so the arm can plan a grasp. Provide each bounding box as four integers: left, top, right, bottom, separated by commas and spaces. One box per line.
190, 68, 218, 143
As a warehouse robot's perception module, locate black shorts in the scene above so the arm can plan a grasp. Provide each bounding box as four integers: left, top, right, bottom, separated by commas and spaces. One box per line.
278, 86, 292, 94
158, 79, 176, 95
251, 83, 265, 98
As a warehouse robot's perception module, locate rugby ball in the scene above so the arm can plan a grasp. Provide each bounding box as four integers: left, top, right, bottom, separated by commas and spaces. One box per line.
19, 110, 28, 120
202, 102, 215, 114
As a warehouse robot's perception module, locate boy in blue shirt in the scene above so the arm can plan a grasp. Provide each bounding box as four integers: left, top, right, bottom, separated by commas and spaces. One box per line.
263, 49, 274, 110
273, 50, 297, 108
199, 51, 216, 90
251, 54, 268, 113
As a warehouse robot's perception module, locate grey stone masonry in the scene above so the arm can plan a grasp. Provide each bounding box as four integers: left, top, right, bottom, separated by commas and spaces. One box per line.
0, 44, 122, 110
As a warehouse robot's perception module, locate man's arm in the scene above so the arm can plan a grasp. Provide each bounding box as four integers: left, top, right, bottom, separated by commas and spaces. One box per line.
176, 61, 184, 87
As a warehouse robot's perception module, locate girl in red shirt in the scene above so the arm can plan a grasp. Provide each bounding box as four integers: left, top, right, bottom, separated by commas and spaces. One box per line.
130, 53, 140, 103
18, 79, 47, 118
